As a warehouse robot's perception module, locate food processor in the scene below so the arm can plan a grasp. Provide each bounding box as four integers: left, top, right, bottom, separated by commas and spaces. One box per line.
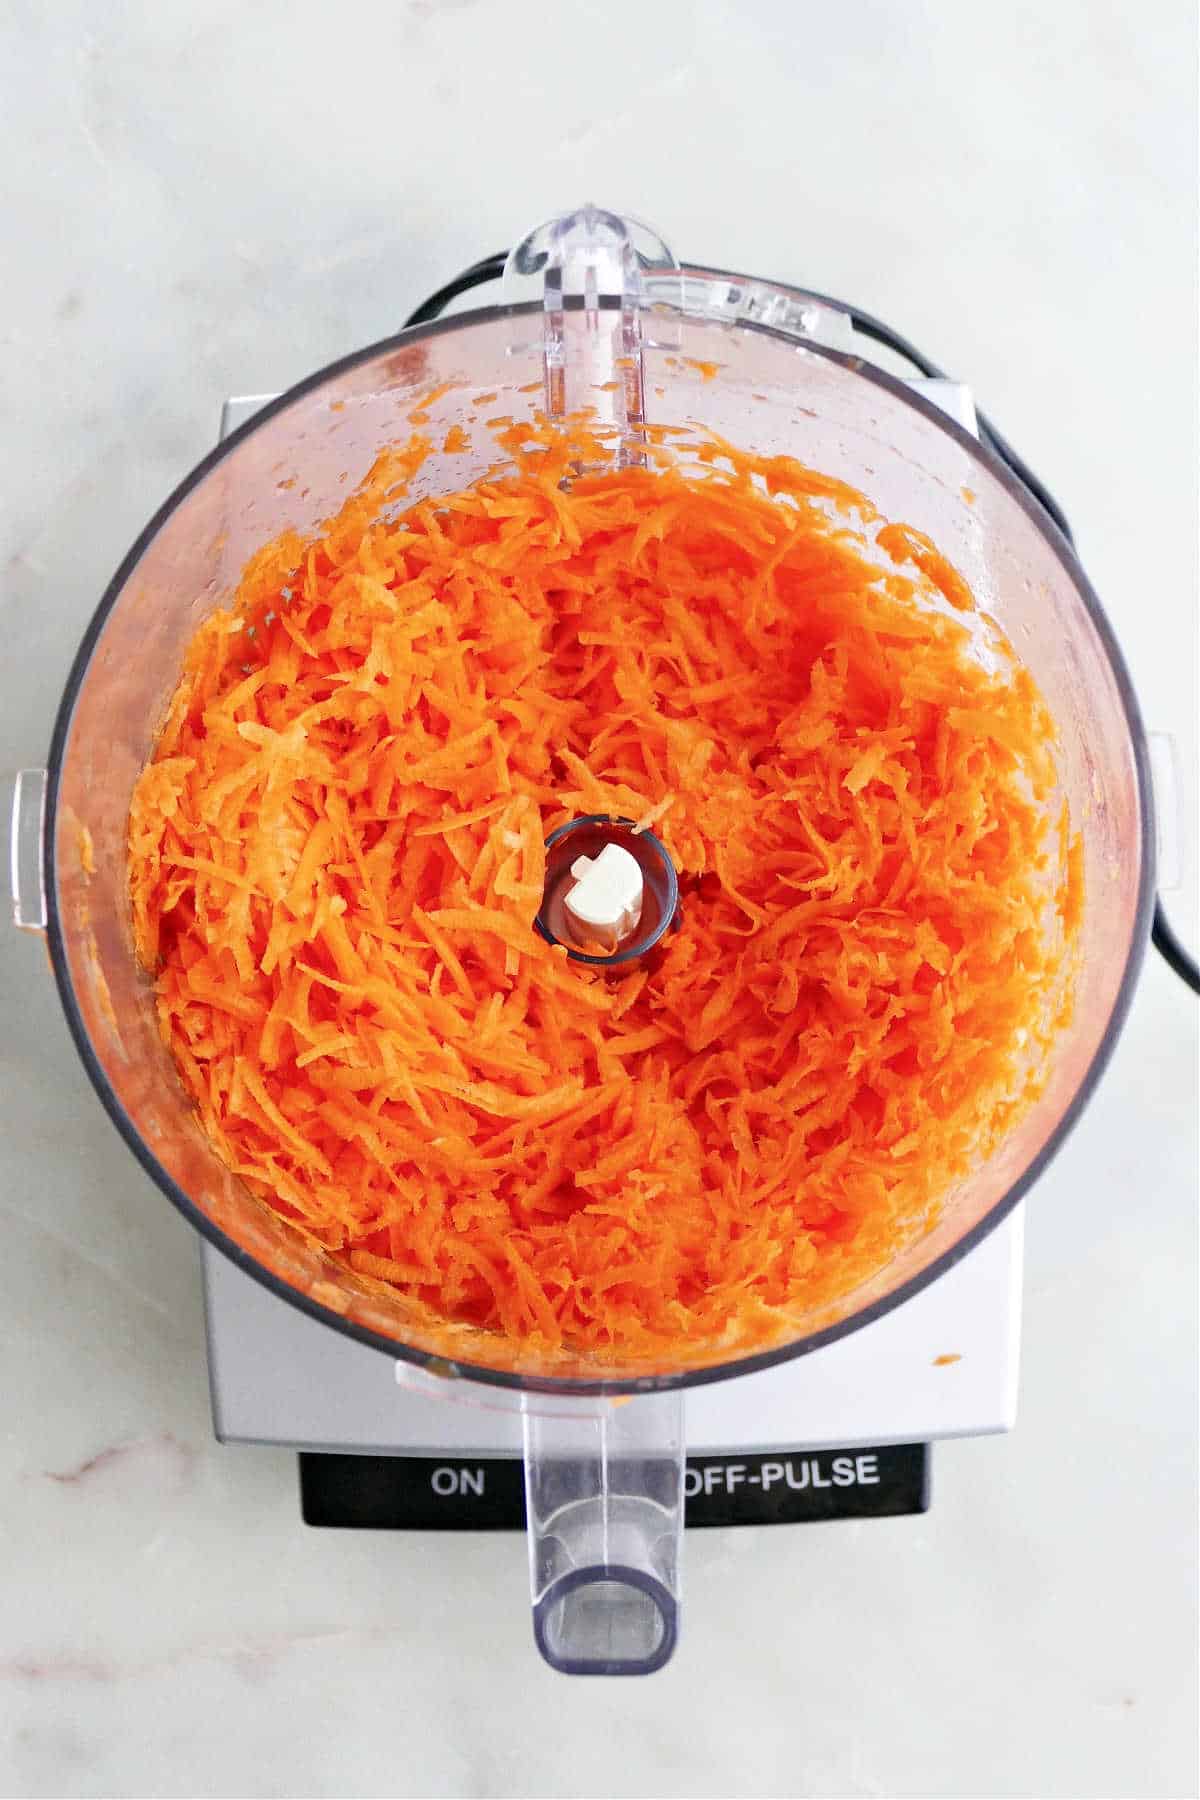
10, 205, 1164, 1674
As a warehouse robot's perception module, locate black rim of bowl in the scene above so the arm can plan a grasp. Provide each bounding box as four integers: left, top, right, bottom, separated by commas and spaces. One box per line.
42, 301, 1157, 1397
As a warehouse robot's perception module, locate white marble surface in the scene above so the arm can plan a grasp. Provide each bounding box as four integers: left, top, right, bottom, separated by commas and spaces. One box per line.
1, 2, 1196, 1796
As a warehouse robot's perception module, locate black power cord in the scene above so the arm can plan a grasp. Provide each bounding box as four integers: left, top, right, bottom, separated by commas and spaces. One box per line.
1154, 900, 1200, 995
403, 256, 1198, 996
404, 252, 509, 328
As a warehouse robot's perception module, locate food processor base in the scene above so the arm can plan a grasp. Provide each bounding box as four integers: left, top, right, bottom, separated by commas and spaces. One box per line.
203, 1204, 1018, 1530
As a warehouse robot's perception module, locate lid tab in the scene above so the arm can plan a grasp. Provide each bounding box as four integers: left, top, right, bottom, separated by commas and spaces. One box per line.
503, 205, 680, 462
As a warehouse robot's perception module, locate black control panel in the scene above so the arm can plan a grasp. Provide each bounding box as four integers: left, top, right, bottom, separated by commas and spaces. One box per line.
300, 1444, 930, 1530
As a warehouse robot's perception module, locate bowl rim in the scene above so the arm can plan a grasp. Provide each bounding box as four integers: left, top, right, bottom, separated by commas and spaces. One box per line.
42, 300, 1157, 1397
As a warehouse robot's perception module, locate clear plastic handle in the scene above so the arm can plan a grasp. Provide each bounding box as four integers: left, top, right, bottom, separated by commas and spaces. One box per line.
523, 1389, 684, 1675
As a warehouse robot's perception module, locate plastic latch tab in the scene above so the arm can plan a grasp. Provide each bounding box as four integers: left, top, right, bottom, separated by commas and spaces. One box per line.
1147, 732, 1183, 893
9, 767, 48, 933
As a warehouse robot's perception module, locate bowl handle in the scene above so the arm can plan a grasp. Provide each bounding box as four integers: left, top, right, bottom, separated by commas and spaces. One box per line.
523, 1388, 684, 1675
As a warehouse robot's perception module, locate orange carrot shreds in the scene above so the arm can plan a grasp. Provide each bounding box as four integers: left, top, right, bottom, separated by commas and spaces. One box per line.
127, 417, 1080, 1369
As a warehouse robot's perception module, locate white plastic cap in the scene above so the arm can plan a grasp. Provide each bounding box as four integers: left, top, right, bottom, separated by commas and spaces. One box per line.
562, 843, 645, 952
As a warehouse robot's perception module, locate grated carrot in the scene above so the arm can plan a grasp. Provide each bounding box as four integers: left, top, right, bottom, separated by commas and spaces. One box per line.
127, 416, 1079, 1367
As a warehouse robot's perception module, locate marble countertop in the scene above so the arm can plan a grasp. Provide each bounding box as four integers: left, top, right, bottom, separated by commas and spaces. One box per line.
1, 2, 1195, 1795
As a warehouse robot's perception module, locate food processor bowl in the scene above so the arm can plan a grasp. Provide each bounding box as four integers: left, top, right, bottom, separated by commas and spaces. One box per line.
15, 208, 1154, 1671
